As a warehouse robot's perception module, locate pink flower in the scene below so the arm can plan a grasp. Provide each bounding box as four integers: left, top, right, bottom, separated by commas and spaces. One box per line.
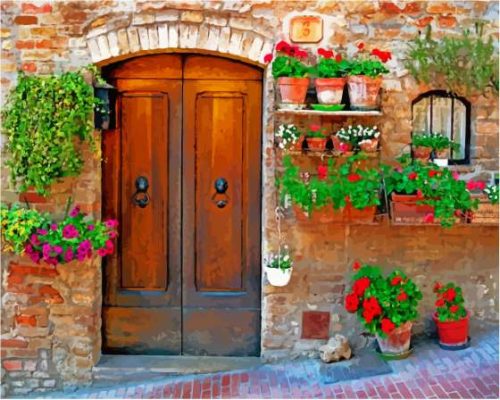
105, 219, 119, 229
42, 243, 51, 259
62, 224, 79, 239
64, 248, 74, 263
29, 251, 41, 263
87, 224, 95, 231
30, 234, 40, 246
452, 171, 460, 180
53, 246, 63, 255
98, 248, 108, 257
263, 53, 273, 63
476, 181, 486, 191
36, 228, 48, 236
50, 223, 58, 231
69, 206, 80, 217
423, 213, 435, 224
109, 230, 117, 239
338, 142, 349, 153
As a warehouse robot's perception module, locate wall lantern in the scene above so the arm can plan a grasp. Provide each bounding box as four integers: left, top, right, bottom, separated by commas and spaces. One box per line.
94, 82, 117, 130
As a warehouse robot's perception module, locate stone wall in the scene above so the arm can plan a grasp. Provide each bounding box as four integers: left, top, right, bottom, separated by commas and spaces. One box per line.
1, 0, 499, 396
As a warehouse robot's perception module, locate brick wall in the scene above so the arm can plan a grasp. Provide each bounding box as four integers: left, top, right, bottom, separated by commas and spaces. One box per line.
1, 0, 498, 395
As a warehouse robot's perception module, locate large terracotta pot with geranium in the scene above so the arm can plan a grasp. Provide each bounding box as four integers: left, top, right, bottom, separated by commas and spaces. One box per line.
385, 155, 478, 227
432, 281, 469, 348
265, 41, 310, 105
1, 203, 118, 265
344, 262, 423, 356
313, 48, 348, 105
346, 43, 391, 110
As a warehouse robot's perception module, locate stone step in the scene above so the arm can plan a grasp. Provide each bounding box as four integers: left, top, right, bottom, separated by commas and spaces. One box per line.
93, 355, 262, 383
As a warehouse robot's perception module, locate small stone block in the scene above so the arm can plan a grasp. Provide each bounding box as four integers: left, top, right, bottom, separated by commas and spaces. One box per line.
301, 311, 330, 339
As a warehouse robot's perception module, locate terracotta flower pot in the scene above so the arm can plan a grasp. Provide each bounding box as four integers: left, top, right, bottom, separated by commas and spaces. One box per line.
347, 75, 382, 110
294, 135, 305, 150
376, 321, 413, 354
359, 138, 379, 153
332, 135, 353, 152
315, 77, 346, 105
391, 193, 434, 218
278, 77, 310, 104
414, 146, 432, 161
265, 266, 293, 287
433, 312, 469, 346
346, 203, 376, 223
306, 137, 327, 151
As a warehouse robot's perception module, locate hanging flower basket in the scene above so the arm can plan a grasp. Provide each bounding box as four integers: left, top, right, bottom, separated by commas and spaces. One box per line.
265, 266, 293, 287
265, 245, 293, 287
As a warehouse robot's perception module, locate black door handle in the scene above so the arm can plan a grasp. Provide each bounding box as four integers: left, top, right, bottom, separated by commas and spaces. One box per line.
211, 177, 229, 208
132, 176, 150, 208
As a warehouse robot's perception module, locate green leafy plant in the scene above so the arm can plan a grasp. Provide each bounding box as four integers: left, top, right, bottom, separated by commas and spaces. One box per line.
405, 23, 499, 96
412, 132, 459, 151
344, 261, 423, 337
1, 204, 47, 253
315, 48, 349, 78
385, 155, 479, 227
1, 203, 118, 265
1, 67, 102, 195
275, 124, 301, 150
346, 43, 391, 77
484, 184, 499, 204
265, 41, 310, 78
265, 245, 293, 271
433, 282, 467, 322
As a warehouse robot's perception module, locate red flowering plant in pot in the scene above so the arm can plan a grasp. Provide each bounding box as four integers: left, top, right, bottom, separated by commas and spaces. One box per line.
305, 123, 330, 151
344, 261, 423, 356
264, 41, 310, 105
313, 48, 349, 105
346, 43, 391, 110
433, 282, 469, 348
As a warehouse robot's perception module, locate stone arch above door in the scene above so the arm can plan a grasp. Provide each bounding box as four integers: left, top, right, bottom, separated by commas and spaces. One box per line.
85, 18, 274, 67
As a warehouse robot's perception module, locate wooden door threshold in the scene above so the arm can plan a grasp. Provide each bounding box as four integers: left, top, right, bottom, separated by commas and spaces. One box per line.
93, 355, 262, 385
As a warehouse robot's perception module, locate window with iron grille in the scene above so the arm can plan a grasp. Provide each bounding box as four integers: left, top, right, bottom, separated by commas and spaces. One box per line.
412, 90, 471, 165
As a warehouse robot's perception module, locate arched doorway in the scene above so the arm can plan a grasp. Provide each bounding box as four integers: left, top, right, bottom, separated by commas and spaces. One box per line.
101, 54, 263, 356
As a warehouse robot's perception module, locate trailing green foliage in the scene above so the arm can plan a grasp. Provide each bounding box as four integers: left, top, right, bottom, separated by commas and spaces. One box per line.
405, 23, 499, 95
0, 204, 46, 253
1, 68, 102, 195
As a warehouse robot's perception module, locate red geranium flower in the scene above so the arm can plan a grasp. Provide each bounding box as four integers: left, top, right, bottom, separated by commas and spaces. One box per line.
362, 297, 382, 322
263, 53, 273, 63
353, 277, 371, 297
433, 282, 442, 292
288, 45, 299, 56
348, 173, 362, 183
362, 309, 375, 323
318, 48, 326, 56
408, 172, 418, 180
322, 49, 334, 59
424, 213, 435, 224
444, 288, 456, 302
397, 291, 408, 301
450, 305, 459, 313
335, 53, 342, 62
435, 298, 445, 307
317, 165, 328, 180
296, 50, 308, 59
381, 318, 396, 334
391, 276, 403, 286
476, 181, 486, 191
310, 124, 321, 132
357, 42, 365, 50
338, 142, 349, 153
352, 260, 362, 271
416, 189, 424, 199
428, 170, 439, 178
275, 40, 290, 53
344, 293, 360, 313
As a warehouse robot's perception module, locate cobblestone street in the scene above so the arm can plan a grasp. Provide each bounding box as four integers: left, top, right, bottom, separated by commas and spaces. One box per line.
40, 324, 499, 399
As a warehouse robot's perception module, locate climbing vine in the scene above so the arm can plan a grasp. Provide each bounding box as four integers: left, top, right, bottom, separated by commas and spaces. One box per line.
405, 23, 499, 96
1, 67, 102, 195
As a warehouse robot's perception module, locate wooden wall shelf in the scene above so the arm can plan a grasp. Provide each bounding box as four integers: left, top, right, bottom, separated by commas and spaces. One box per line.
275, 109, 383, 117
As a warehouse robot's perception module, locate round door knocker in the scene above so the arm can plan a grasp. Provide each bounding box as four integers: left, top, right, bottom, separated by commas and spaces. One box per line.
211, 177, 230, 208
132, 176, 150, 208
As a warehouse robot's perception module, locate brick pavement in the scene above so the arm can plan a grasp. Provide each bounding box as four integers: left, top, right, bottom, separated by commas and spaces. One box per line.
37, 325, 498, 399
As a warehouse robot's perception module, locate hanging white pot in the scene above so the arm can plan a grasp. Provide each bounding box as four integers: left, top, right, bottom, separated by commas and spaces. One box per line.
265, 266, 293, 287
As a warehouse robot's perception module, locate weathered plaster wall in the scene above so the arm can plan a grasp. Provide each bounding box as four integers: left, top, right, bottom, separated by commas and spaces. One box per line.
1, 0, 499, 396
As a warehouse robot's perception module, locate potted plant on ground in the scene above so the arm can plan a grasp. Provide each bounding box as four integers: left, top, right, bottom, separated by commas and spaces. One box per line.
275, 123, 303, 151
265, 41, 310, 105
433, 281, 469, 349
411, 132, 434, 162
344, 261, 422, 357
346, 43, 391, 110
1, 203, 118, 265
305, 124, 329, 151
264, 245, 294, 287
314, 48, 348, 105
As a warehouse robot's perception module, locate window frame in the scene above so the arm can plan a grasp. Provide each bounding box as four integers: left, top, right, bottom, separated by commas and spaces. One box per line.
411, 90, 471, 165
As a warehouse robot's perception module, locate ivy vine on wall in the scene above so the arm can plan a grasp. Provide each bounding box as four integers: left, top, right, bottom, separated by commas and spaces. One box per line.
405, 22, 499, 96
1, 67, 102, 195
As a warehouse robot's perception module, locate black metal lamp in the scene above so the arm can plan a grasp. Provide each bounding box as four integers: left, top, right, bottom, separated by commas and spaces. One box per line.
94, 82, 117, 130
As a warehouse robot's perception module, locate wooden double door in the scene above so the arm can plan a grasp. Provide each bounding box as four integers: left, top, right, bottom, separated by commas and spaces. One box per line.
102, 54, 262, 356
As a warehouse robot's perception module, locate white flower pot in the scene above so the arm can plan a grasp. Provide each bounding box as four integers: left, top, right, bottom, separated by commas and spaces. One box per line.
265, 266, 293, 287
434, 158, 448, 167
